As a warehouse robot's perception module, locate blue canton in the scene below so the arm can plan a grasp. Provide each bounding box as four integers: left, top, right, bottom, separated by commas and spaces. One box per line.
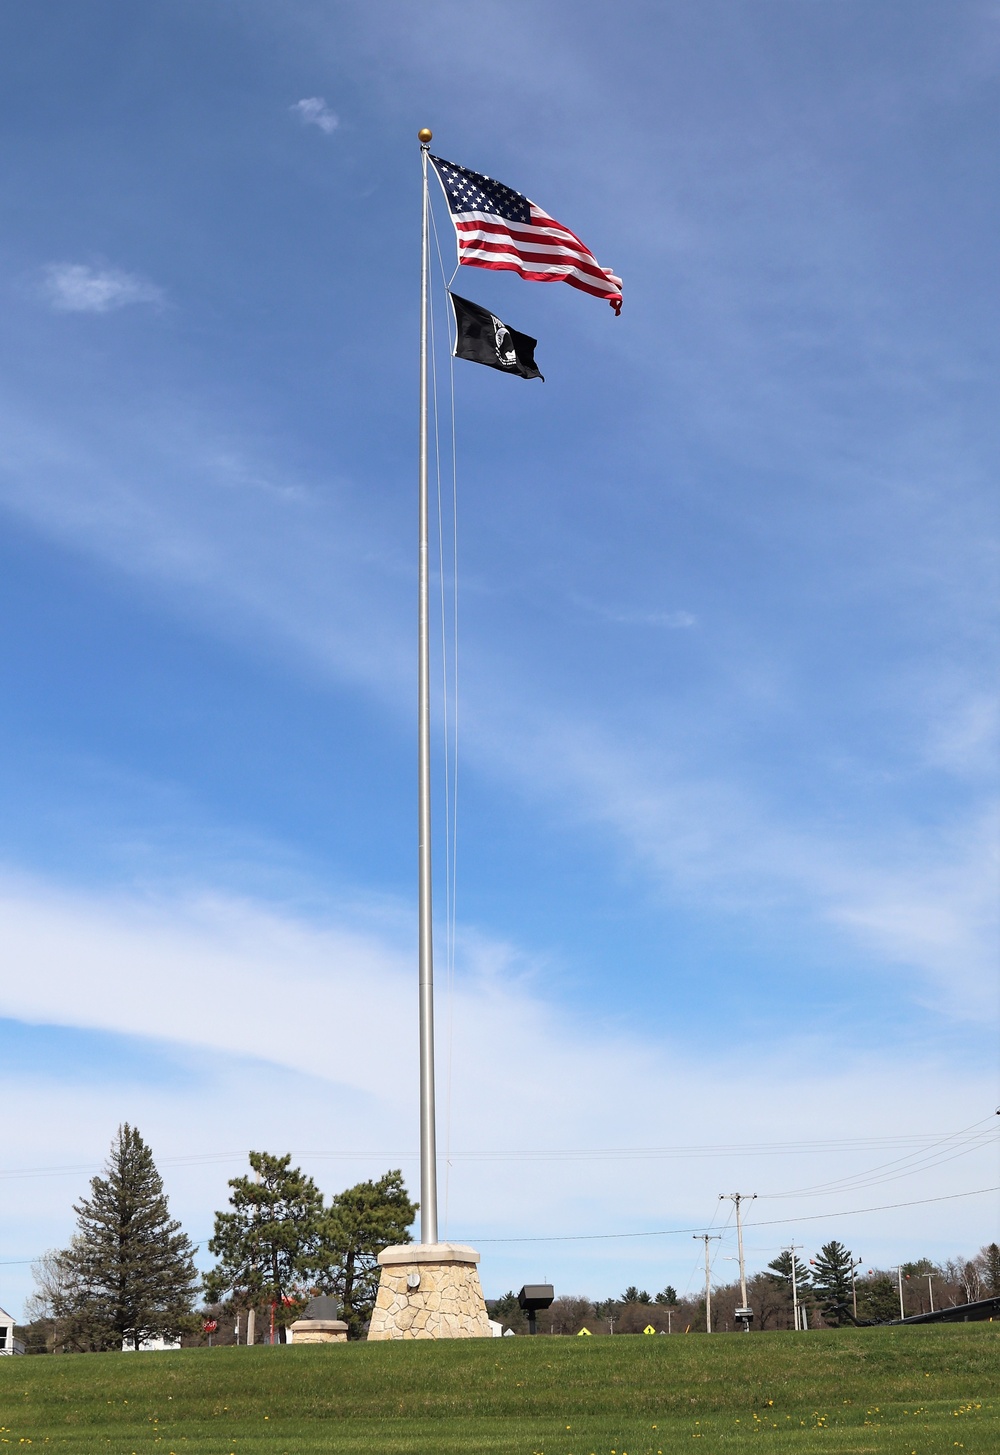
430, 156, 531, 223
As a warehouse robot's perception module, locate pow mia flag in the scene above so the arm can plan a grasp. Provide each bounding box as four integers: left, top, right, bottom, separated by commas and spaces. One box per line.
450, 292, 544, 381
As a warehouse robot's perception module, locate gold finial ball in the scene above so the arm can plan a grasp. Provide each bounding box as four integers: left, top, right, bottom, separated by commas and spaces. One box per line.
418, 127, 433, 144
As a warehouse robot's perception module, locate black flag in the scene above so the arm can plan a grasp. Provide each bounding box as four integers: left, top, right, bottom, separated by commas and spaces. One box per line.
450, 292, 544, 381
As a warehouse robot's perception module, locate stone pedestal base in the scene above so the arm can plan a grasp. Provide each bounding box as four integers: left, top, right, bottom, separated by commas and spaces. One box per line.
367, 1242, 492, 1340
287, 1317, 348, 1344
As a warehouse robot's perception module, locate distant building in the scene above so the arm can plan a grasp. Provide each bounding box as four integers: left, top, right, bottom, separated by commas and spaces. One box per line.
121, 1335, 181, 1352
0, 1307, 25, 1356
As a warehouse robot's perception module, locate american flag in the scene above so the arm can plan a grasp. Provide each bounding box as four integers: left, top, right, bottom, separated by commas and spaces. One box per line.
429, 155, 622, 315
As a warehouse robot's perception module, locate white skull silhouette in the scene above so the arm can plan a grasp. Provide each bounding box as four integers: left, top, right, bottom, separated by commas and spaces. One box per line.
491, 315, 517, 368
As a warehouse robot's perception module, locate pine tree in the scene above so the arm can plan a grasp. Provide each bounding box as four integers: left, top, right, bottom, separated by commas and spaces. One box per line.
316, 1170, 417, 1338
856, 1271, 900, 1324
809, 1241, 856, 1327
58, 1124, 197, 1350
764, 1251, 811, 1329
204, 1152, 324, 1343
592, 1297, 620, 1321
978, 1242, 1000, 1295
654, 1285, 678, 1305
766, 1251, 811, 1291
487, 1290, 527, 1334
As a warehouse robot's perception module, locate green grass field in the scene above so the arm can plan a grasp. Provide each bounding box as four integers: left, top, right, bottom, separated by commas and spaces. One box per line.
1, 1325, 996, 1454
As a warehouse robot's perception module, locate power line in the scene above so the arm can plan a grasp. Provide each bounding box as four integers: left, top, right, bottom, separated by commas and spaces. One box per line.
758, 1113, 1000, 1200
465, 1183, 1000, 1243
0, 1129, 987, 1182
3, 1185, 993, 1267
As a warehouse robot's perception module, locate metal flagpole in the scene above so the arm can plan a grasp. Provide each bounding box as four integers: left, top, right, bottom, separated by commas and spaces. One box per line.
417, 126, 438, 1245
365, 132, 489, 1342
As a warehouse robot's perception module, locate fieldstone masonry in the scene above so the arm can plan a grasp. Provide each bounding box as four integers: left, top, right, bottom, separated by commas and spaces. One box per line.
367, 1242, 492, 1340
288, 1317, 348, 1344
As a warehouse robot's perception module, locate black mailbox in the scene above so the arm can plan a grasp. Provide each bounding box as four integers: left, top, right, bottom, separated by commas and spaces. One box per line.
518, 1284, 554, 1335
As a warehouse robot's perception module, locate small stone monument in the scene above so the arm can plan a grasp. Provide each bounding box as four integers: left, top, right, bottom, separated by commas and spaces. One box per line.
367, 1242, 492, 1340
287, 1293, 348, 1345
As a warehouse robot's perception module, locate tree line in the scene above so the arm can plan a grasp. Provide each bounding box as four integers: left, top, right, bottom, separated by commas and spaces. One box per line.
19, 1125, 998, 1349
22, 1125, 416, 1352
487, 1241, 1000, 1336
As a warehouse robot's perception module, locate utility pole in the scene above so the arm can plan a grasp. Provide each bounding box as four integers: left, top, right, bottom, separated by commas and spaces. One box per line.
925, 1272, 935, 1313
897, 1266, 906, 1321
848, 1254, 862, 1321
694, 1233, 721, 1333
786, 1243, 803, 1331
721, 1193, 757, 1330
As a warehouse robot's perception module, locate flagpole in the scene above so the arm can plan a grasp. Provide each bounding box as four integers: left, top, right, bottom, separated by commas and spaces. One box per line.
417, 126, 438, 1246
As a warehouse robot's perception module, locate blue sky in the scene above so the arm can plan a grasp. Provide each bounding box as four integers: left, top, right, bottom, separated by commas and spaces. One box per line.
0, 0, 997, 1317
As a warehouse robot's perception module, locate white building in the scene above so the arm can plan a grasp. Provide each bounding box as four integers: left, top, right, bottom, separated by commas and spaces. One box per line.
0, 1307, 25, 1355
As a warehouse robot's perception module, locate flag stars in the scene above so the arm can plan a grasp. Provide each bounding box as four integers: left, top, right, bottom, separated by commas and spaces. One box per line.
432, 155, 530, 222
429, 153, 621, 309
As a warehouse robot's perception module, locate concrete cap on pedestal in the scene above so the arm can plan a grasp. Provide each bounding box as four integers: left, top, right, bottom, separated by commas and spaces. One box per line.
377, 1242, 481, 1267
289, 1318, 349, 1334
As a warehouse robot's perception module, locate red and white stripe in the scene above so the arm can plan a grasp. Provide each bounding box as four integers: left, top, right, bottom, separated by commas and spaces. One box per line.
452, 204, 622, 314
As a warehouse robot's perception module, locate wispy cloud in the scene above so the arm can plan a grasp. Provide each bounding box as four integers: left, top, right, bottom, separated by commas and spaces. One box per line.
0, 871, 993, 1319
0, 394, 993, 1022
41, 263, 164, 314
291, 96, 339, 134
504, 715, 1000, 1020
600, 605, 697, 629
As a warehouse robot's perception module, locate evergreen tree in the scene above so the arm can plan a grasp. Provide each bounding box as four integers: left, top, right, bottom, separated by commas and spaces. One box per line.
767, 1250, 811, 1299
49, 1125, 197, 1350
621, 1285, 652, 1304
654, 1285, 678, 1305
809, 1241, 856, 1327
592, 1297, 620, 1321
487, 1290, 527, 1334
901, 1257, 935, 1276
315, 1170, 417, 1337
204, 1152, 325, 1342
856, 1271, 900, 1324
764, 1252, 811, 1328
978, 1242, 1000, 1295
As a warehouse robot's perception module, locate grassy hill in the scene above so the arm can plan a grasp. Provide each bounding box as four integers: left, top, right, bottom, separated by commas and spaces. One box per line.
0, 1324, 996, 1453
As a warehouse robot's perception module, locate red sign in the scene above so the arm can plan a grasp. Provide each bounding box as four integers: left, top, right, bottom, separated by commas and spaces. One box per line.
203, 1320, 218, 1333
